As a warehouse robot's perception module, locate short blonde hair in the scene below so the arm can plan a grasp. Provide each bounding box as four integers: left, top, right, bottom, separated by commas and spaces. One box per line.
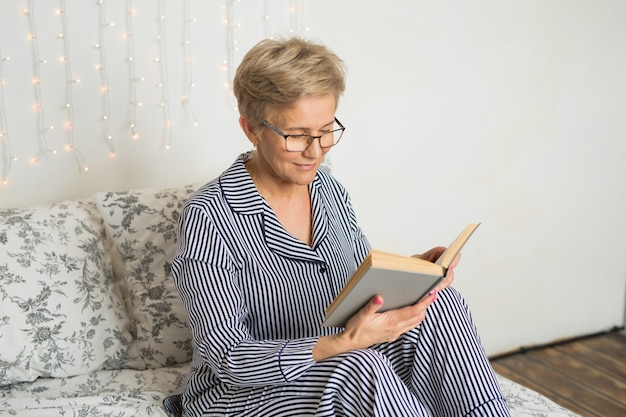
233, 37, 346, 126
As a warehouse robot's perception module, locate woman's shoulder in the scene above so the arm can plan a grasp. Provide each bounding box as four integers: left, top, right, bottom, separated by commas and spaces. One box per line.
185, 152, 260, 213
187, 178, 221, 205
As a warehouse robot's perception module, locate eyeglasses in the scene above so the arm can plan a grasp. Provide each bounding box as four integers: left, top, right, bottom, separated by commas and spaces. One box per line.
261, 117, 345, 152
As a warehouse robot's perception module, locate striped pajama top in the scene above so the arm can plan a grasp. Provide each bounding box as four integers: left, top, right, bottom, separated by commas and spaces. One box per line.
172, 151, 371, 415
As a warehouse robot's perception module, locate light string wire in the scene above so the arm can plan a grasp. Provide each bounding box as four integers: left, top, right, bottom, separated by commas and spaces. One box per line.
125, 0, 141, 140
222, 0, 238, 109
58, 1, 87, 173
181, 0, 198, 127
96, 0, 115, 156
0, 52, 13, 185
25, 0, 56, 164
157, 0, 173, 149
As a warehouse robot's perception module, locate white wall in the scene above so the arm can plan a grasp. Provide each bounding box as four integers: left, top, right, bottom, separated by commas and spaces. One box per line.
1, 0, 624, 356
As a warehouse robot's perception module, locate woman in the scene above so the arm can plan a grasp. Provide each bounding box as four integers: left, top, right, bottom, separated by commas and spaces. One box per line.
166, 37, 510, 417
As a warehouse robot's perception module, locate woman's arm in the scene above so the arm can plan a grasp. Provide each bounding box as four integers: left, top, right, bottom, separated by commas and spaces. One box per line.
173, 205, 318, 386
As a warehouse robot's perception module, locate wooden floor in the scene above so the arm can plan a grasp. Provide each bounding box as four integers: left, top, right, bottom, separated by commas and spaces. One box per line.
490, 329, 626, 417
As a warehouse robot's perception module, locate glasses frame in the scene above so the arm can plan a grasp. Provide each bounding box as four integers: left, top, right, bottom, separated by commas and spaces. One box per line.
261, 117, 345, 152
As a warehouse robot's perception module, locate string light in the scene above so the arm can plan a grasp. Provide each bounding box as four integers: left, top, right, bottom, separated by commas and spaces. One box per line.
0, 54, 14, 185
157, 0, 173, 149
125, 0, 140, 140
289, 0, 309, 34
181, 0, 198, 127
25, 0, 56, 164
96, 0, 115, 156
222, 0, 240, 109
58, 0, 88, 173
223, 1, 234, 91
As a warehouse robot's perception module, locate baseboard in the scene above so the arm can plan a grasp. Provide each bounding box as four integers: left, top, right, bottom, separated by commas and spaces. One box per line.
488, 326, 625, 360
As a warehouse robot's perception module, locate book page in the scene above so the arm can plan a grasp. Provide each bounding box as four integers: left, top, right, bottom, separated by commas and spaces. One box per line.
435, 223, 480, 269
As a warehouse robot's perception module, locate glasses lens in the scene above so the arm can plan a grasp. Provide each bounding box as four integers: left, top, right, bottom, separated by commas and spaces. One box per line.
285, 137, 308, 152
285, 121, 344, 152
320, 122, 344, 148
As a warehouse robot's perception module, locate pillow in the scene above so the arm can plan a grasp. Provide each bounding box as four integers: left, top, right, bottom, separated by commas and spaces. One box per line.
93, 185, 197, 369
0, 199, 134, 386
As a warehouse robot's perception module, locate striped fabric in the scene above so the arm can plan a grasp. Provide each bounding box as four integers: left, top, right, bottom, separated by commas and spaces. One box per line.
167, 152, 510, 417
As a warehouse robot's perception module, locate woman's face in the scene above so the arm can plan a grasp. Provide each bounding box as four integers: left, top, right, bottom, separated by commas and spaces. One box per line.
253, 94, 336, 188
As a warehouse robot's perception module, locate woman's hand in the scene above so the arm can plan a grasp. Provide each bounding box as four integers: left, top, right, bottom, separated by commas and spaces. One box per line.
412, 246, 461, 292
341, 292, 438, 349
313, 290, 438, 361
415, 246, 446, 263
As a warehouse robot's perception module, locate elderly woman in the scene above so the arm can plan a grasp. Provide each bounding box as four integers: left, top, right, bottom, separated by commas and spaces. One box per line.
165, 37, 510, 417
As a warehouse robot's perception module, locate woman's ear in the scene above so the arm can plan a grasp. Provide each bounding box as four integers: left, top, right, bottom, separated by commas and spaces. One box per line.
239, 115, 259, 146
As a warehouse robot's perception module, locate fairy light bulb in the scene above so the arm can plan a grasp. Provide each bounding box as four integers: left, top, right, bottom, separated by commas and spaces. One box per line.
130, 123, 139, 140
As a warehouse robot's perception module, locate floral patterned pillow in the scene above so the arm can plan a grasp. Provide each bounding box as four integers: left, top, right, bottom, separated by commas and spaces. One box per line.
93, 185, 197, 370
0, 199, 134, 386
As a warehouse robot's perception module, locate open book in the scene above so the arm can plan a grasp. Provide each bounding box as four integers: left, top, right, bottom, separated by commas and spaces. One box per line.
323, 223, 480, 327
